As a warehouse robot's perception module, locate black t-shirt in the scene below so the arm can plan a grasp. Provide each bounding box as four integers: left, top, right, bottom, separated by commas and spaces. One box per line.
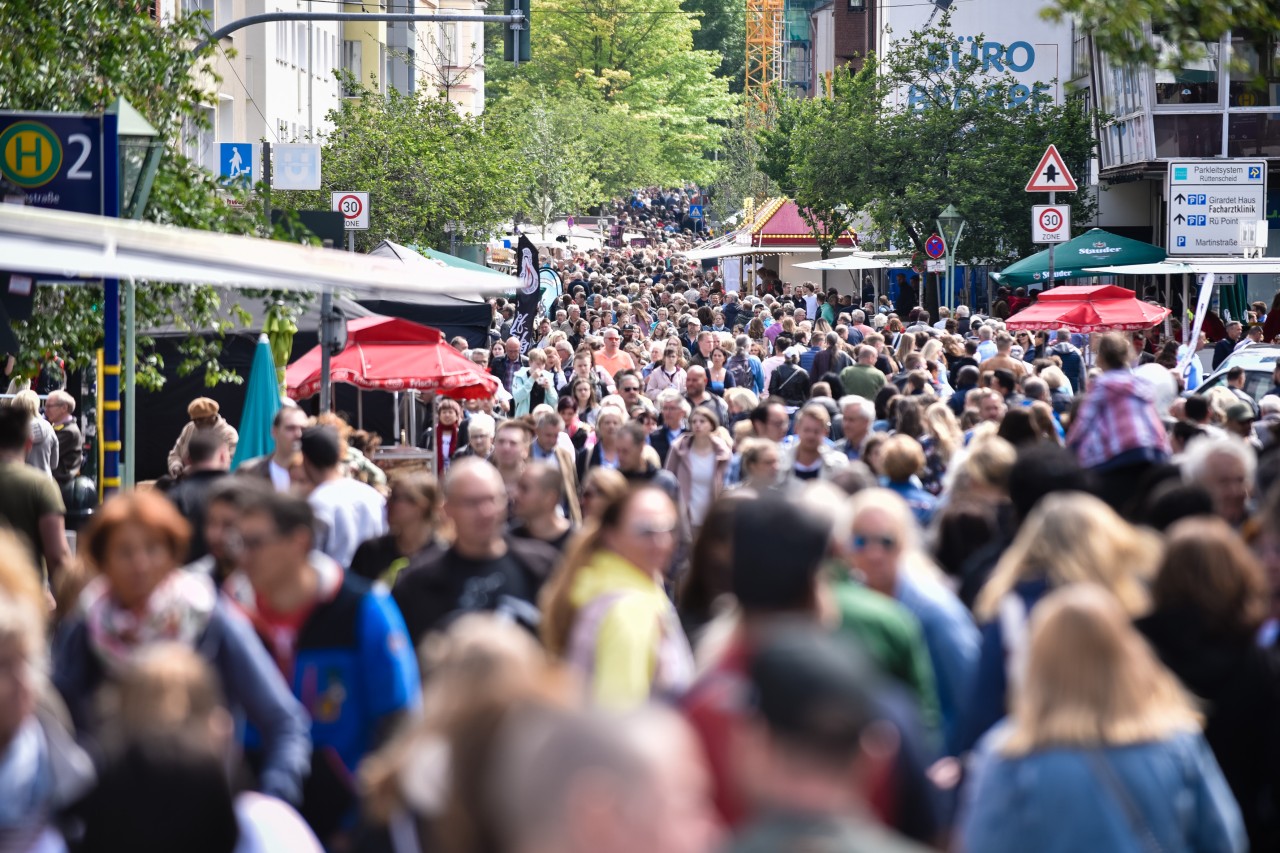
510, 523, 574, 553
349, 534, 404, 583
435, 548, 539, 632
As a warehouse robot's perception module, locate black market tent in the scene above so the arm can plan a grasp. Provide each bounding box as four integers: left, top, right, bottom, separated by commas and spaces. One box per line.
991, 228, 1167, 287
134, 297, 381, 481
362, 241, 497, 347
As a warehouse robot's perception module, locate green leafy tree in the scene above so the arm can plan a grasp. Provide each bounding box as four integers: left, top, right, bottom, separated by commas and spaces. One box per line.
684, 0, 747, 93
758, 14, 1097, 302
706, 108, 776, 226
1044, 0, 1276, 68
289, 76, 525, 252
488, 0, 736, 189
0, 1, 300, 389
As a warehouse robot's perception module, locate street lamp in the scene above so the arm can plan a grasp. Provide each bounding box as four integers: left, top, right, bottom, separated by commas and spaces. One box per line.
109, 98, 163, 220
936, 204, 966, 311
105, 98, 163, 491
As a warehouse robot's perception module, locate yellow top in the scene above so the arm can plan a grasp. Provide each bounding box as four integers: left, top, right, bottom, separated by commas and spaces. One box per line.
569, 551, 672, 709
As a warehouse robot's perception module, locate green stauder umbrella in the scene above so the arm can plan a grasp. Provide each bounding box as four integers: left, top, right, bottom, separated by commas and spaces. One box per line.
992, 229, 1167, 287
231, 334, 282, 470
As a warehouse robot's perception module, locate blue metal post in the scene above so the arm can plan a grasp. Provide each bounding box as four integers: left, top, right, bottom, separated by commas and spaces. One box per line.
101, 113, 121, 495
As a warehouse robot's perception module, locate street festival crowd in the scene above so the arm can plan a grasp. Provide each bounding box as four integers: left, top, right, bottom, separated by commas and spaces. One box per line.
6, 187, 1280, 853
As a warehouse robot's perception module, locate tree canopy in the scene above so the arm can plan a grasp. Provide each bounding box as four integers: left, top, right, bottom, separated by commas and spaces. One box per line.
758, 14, 1097, 271
0, 1, 288, 389
289, 77, 526, 252
1045, 0, 1276, 67
487, 0, 735, 192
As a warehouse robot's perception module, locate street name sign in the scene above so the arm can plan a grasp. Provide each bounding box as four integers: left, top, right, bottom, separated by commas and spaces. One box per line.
331, 191, 369, 230
1032, 204, 1070, 243
1167, 160, 1267, 256
1025, 144, 1078, 192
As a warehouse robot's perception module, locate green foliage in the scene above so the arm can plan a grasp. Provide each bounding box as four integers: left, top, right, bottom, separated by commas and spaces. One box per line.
757, 13, 1097, 269
487, 0, 736, 193
706, 108, 775, 226
1044, 0, 1275, 68
0, 1, 293, 390
684, 0, 747, 94
288, 76, 525, 253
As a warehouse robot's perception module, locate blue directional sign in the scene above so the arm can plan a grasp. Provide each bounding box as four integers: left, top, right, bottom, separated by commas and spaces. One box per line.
220, 142, 257, 186
0, 112, 105, 215
689, 204, 703, 220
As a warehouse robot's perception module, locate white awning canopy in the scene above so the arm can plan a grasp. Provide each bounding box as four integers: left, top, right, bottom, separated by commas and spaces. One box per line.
0, 205, 508, 296
1085, 258, 1280, 276
796, 255, 891, 271
680, 244, 823, 262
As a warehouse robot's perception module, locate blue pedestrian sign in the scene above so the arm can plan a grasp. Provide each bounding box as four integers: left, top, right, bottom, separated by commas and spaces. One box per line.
220, 142, 257, 186
689, 204, 703, 220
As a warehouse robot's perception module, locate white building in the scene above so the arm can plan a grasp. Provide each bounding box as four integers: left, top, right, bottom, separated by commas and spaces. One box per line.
159, 0, 485, 176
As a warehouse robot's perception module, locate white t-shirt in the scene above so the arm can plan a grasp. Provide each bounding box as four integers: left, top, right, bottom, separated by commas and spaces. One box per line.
308, 478, 387, 568
235, 792, 323, 853
268, 460, 291, 493
686, 447, 717, 528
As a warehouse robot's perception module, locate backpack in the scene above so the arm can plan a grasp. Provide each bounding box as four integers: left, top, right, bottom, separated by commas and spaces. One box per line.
726, 353, 754, 391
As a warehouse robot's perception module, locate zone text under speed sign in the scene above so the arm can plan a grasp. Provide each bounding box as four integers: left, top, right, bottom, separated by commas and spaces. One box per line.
331, 191, 369, 230
1032, 204, 1070, 244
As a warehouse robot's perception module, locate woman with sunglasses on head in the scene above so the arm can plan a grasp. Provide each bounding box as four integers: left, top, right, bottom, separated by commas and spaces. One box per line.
540, 486, 693, 709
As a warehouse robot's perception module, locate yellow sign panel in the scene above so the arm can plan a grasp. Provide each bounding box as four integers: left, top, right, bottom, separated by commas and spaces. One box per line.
1238, 91, 1258, 107
0, 121, 62, 188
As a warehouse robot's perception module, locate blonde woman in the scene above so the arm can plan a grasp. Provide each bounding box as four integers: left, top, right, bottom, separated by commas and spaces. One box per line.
540, 487, 693, 709
960, 585, 1245, 853
954, 491, 1160, 754
921, 402, 963, 494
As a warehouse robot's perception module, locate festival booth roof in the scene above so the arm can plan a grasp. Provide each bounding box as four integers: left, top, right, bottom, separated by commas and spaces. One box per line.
286, 316, 500, 401
746, 198, 857, 249
1004, 285, 1172, 332
991, 229, 1167, 287
361, 241, 498, 347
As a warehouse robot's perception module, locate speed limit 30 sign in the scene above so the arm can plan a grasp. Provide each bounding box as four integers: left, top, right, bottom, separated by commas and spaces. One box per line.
1032, 204, 1070, 244
331, 191, 370, 230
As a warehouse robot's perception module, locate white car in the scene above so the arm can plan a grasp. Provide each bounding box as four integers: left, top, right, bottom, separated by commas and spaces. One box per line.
1196, 344, 1280, 403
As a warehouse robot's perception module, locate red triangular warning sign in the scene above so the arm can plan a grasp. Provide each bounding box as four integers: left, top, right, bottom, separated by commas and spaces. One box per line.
1025, 144, 1078, 192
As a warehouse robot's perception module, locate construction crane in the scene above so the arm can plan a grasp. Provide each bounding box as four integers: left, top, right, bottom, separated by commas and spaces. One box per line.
744, 0, 784, 122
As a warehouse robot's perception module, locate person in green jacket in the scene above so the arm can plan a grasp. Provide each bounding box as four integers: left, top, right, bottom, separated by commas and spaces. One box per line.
840, 345, 888, 401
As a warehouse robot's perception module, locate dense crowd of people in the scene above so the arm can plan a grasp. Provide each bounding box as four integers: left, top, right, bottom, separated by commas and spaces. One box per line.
1, 186, 1279, 852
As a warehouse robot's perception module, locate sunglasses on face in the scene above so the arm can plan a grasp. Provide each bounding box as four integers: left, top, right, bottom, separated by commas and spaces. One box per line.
852, 533, 897, 551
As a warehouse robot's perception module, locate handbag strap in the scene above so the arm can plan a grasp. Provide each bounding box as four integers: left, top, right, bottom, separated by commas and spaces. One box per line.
1084, 750, 1165, 853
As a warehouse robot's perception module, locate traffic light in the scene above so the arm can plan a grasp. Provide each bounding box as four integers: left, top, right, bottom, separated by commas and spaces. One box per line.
503, 0, 531, 64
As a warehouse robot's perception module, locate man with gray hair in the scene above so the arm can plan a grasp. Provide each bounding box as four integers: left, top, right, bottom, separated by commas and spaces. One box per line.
834, 396, 875, 461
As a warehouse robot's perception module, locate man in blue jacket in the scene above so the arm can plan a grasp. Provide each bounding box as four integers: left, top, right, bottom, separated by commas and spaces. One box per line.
227, 489, 420, 847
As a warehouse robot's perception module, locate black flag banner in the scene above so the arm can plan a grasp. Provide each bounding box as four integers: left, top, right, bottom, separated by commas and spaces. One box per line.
512, 234, 540, 353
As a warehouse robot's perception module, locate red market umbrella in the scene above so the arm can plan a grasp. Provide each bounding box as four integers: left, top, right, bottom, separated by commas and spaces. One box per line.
286, 315, 499, 400
1005, 285, 1171, 333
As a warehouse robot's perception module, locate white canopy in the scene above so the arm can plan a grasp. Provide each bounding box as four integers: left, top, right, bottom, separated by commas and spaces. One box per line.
0, 205, 502, 296
1085, 258, 1280, 276
796, 254, 891, 271
680, 244, 823, 262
